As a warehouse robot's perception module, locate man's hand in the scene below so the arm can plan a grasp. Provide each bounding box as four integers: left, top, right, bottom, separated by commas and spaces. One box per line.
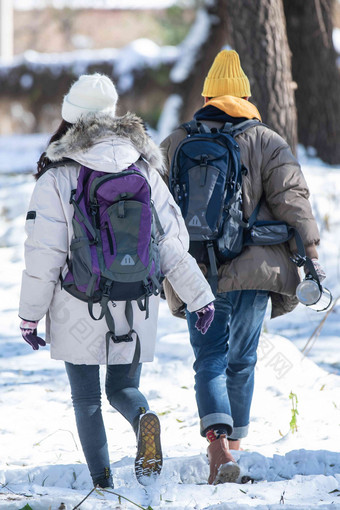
305, 259, 326, 282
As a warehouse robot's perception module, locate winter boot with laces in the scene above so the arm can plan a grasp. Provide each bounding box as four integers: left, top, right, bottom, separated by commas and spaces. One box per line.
207, 434, 240, 485
134, 410, 162, 485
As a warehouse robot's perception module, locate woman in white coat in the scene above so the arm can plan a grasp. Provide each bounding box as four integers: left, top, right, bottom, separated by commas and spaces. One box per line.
19, 74, 215, 489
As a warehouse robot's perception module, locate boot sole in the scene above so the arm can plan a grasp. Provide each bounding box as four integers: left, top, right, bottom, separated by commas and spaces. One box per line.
134, 413, 162, 485
213, 461, 241, 485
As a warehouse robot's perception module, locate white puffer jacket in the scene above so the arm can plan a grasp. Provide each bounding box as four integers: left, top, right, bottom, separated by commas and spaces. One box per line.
19, 113, 214, 365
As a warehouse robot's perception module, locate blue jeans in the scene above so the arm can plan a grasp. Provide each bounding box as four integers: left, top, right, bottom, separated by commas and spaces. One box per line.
65, 362, 149, 485
186, 290, 269, 440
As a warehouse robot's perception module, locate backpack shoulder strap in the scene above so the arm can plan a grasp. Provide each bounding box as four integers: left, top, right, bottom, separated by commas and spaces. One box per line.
181, 120, 199, 134
151, 202, 165, 238
227, 119, 267, 137
37, 157, 79, 179
180, 120, 211, 135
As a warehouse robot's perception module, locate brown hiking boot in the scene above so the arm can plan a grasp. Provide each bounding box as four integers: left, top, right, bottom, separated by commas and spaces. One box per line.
134, 411, 162, 485
207, 434, 240, 485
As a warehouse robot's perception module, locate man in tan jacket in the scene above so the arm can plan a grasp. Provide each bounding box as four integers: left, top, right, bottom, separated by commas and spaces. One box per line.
161, 50, 325, 485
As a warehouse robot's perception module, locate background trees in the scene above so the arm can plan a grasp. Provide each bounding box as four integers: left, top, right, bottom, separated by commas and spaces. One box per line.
174, 0, 340, 162
226, 0, 297, 152
1, 0, 340, 163
284, 0, 340, 164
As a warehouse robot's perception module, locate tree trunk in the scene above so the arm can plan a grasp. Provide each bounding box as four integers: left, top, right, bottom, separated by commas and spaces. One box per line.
171, 0, 229, 123
284, 0, 340, 164
226, 0, 297, 153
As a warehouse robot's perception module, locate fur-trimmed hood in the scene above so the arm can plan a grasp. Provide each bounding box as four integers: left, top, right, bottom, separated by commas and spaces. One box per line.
45, 112, 165, 174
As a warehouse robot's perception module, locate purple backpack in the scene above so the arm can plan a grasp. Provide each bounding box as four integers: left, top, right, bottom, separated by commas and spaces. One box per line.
62, 164, 164, 374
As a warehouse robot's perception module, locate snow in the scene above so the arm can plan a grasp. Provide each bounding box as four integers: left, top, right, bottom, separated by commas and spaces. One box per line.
170, 8, 214, 84
0, 41, 179, 94
13, 0, 191, 11
156, 94, 183, 143
0, 134, 48, 175
113, 39, 178, 93
333, 27, 340, 54
0, 135, 340, 509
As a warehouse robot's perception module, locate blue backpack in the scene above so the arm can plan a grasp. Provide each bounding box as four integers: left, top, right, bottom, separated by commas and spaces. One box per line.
169, 120, 302, 294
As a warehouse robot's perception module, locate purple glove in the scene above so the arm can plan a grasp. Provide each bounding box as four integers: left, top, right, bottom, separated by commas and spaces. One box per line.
195, 302, 215, 334
20, 320, 46, 350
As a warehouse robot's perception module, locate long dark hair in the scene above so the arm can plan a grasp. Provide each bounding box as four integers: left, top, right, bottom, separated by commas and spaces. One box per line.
36, 120, 72, 179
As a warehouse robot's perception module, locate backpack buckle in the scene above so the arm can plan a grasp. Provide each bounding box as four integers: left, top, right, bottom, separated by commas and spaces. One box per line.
174, 184, 181, 202
112, 333, 134, 343
103, 281, 113, 297
290, 253, 306, 267
69, 189, 76, 204
147, 281, 153, 293
90, 202, 99, 216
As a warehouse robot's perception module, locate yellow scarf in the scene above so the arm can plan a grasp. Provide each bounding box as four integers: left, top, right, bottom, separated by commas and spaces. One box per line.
205, 96, 262, 121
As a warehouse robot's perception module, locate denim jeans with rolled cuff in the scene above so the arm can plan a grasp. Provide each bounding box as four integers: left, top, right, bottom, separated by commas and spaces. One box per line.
186, 289, 269, 440
65, 362, 149, 487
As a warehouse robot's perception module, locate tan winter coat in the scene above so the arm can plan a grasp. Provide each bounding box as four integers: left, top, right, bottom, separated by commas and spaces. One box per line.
19, 112, 214, 365
161, 96, 320, 318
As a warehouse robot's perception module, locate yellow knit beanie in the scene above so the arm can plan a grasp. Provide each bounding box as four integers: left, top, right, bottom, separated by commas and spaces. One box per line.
202, 50, 251, 98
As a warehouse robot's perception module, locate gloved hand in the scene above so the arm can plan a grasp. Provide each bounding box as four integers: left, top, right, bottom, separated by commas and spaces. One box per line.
305, 258, 326, 283
20, 320, 46, 350
195, 302, 215, 334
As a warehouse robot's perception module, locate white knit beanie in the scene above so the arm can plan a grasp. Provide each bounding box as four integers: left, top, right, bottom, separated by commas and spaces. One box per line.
61, 73, 119, 123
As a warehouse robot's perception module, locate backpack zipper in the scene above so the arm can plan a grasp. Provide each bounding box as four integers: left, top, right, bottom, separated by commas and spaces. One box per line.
105, 222, 114, 255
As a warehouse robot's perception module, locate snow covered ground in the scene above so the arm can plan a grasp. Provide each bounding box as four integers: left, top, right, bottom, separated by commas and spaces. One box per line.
0, 136, 340, 509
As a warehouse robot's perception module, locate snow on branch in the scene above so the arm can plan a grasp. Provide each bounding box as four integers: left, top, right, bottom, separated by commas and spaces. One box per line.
0, 39, 179, 94
170, 7, 217, 84
13, 0, 180, 10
